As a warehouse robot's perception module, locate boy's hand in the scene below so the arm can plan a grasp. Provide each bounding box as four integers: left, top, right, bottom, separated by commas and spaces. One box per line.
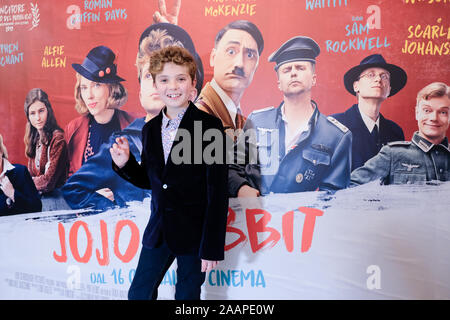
201, 259, 218, 272
110, 137, 130, 168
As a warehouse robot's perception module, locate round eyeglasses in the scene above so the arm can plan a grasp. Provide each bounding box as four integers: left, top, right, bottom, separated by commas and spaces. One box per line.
358, 71, 390, 82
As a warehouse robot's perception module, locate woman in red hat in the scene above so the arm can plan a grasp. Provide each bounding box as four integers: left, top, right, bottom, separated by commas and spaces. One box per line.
65, 45, 136, 177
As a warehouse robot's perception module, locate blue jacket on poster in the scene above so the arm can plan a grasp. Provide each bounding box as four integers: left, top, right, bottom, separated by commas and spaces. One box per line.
228, 103, 353, 196
332, 104, 405, 172
62, 117, 151, 210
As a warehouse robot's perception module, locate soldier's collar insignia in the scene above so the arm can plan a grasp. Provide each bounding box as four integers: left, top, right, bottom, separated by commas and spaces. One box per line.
438, 137, 450, 152
327, 116, 349, 133
412, 132, 433, 152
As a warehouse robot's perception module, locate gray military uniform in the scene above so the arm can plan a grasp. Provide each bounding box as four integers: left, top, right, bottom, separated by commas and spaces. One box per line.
228, 102, 353, 196
351, 132, 450, 186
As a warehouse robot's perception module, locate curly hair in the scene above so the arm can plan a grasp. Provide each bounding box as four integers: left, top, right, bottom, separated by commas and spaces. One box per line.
149, 46, 197, 83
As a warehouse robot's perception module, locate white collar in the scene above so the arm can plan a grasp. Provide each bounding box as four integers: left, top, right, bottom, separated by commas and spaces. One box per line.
358, 105, 380, 132
210, 79, 241, 125
281, 102, 312, 154
162, 106, 187, 123
280, 103, 310, 130
0, 158, 15, 177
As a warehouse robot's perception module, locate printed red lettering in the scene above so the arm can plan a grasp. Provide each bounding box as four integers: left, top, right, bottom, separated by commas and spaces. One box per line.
113, 220, 139, 263
54, 219, 140, 265
69, 221, 93, 263
299, 207, 324, 253
95, 220, 109, 266
246, 208, 281, 252
225, 207, 324, 253
225, 207, 247, 251
282, 210, 295, 252
53, 223, 67, 262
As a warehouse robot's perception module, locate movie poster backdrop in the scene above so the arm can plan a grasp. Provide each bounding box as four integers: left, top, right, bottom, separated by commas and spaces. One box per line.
0, 0, 449, 299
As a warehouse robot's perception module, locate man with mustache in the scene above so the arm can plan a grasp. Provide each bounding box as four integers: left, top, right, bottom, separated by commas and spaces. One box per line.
228, 36, 352, 197
332, 54, 407, 171
195, 20, 264, 138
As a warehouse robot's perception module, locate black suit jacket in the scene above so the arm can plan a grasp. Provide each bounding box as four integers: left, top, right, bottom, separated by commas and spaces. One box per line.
0, 164, 42, 215
332, 104, 404, 171
113, 102, 228, 261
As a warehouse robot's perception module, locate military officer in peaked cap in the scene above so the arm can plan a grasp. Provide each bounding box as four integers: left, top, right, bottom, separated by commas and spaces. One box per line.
228, 36, 353, 197
351, 82, 450, 186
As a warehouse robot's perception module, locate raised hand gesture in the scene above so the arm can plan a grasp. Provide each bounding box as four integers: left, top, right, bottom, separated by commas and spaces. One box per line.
153, 0, 181, 25
110, 136, 130, 169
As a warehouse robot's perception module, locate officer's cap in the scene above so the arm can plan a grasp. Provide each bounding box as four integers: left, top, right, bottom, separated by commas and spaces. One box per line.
268, 36, 320, 71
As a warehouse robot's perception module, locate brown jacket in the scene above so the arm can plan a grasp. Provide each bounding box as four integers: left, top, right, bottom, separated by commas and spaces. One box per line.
28, 130, 69, 193
64, 110, 136, 176
195, 82, 245, 139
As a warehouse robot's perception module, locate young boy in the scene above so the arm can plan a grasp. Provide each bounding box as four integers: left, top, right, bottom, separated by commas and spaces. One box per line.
110, 46, 228, 300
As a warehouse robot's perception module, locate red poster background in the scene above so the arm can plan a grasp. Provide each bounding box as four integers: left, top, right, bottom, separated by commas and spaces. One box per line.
0, 0, 449, 165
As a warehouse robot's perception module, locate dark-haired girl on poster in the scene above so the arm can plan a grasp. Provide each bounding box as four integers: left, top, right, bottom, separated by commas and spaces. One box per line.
24, 89, 69, 192
1, 134, 42, 215
24, 88, 70, 211
65, 45, 136, 178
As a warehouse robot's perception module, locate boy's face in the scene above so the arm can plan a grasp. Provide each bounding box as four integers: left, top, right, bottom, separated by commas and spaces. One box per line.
154, 62, 194, 110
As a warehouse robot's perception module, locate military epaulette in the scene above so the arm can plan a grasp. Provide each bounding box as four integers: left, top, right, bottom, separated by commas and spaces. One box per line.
387, 141, 411, 147
251, 106, 275, 114
327, 116, 349, 133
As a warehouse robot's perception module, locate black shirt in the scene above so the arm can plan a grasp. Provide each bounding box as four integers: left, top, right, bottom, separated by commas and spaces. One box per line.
83, 110, 121, 164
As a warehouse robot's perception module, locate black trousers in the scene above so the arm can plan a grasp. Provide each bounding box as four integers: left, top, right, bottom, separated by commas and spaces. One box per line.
128, 241, 206, 300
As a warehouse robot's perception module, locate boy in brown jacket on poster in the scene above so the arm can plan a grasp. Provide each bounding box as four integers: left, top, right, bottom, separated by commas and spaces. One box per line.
110, 46, 228, 300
